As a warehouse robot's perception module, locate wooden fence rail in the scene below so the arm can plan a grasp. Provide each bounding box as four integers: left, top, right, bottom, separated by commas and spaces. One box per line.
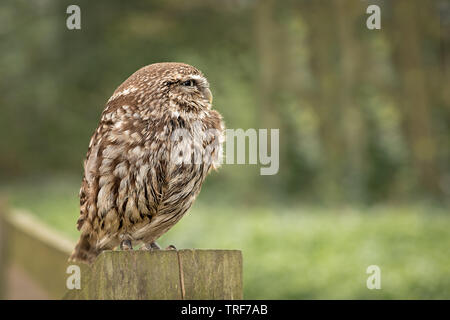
0, 203, 243, 299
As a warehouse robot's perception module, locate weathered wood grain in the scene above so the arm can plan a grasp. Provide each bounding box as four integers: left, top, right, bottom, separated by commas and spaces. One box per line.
64, 249, 243, 300
179, 249, 243, 299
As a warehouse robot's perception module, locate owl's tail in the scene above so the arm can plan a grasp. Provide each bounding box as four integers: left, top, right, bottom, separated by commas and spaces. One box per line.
69, 234, 99, 264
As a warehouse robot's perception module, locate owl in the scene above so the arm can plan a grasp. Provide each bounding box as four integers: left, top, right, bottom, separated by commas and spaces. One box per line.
69, 62, 224, 264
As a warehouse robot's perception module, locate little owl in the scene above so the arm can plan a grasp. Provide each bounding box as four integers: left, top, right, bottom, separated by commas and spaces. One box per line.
69, 62, 224, 263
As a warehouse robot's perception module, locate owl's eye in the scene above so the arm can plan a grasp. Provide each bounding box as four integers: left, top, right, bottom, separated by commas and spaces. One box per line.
181, 79, 195, 87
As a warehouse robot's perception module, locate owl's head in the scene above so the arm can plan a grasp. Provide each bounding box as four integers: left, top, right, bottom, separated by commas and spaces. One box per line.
118, 62, 213, 114
164, 63, 213, 109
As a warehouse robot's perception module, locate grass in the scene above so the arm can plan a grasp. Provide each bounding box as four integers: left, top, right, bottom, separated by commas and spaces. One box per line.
1, 176, 449, 299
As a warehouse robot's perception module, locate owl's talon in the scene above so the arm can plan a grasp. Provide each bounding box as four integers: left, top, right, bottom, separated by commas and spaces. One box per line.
120, 239, 133, 250
165, 245, 177, 250
141, 242, 161, 251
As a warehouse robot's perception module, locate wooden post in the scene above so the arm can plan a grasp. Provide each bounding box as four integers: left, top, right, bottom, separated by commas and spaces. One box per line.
0, 199, 7, 299
63, 249, 243, 300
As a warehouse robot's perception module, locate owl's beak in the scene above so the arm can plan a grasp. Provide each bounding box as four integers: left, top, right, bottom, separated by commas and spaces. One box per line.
202, 87, 213, 104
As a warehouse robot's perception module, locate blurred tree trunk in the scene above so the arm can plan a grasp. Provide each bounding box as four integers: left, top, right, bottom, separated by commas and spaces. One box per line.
253, 0, 290, 197
441, 1, 450, 107
439, 0, 450, 196
302, 0, 344, 202
254, 0, 285, 129
387, 0, 441, 195
333, 0, 367, 201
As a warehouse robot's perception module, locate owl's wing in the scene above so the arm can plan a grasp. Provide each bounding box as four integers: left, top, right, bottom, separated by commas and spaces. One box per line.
76, 100, 150, 233
76, 124, 104, 231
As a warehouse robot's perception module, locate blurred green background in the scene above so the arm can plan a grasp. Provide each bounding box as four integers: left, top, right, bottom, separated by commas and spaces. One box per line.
0, 0, 449, 299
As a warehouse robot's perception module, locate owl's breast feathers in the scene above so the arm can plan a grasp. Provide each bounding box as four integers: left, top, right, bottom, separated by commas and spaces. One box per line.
76, 91, 224, 253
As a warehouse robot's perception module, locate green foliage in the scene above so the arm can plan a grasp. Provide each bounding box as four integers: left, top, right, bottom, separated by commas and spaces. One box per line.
0, 0, 448, 204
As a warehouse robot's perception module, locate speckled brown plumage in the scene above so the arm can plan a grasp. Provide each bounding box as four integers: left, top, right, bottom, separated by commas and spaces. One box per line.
69, 63, 224, 263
